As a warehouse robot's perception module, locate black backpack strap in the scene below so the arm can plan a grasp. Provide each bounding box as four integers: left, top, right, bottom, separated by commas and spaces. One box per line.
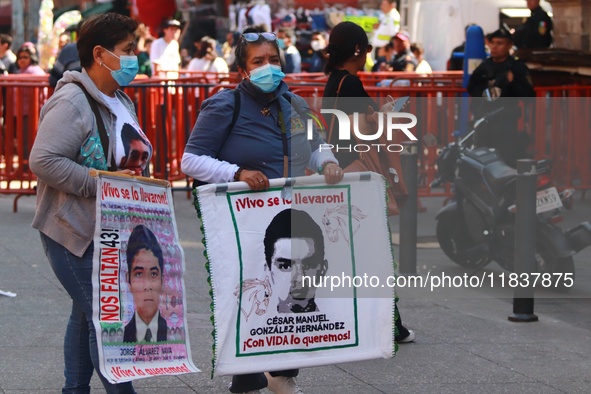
72, 81, 117, 171
192, 88, 241, 189
229, 88, 240, 131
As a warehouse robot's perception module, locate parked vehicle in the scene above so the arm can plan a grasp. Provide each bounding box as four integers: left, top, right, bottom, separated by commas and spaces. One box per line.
431, 109, 591, 288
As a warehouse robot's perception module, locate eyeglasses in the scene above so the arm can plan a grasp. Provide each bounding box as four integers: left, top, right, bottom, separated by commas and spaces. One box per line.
242, 32, 277, 43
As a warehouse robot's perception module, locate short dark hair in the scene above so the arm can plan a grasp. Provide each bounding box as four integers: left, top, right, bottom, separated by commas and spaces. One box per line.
324, 22, 369, 74
121, 124, 146, 156
311, 31, 326, 40
126, 224, 164, 281
77, 13, 138, 69
410, 42, 424, 55
263, 209, 325, 270
0, 34, 12, 47
234, 26, 280, 71
487, 28, 513, 42
197, 36, 218, 59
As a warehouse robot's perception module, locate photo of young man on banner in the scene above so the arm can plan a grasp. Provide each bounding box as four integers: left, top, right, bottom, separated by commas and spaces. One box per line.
263, 208, 328, 314
93, 172, 199, 383
123, 224, 169, 343
196, 174, 395, 377
229, 188, 358, 359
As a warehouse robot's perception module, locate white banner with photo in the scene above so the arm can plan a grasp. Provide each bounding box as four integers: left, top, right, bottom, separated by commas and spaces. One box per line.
196, 173, 395, 376
92, 172, 199, 383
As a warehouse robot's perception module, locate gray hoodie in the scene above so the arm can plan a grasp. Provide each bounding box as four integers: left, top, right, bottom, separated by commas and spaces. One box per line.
30, 69, 138, 257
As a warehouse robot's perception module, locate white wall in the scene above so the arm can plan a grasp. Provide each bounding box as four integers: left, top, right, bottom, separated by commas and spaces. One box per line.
403, 0, 552, 71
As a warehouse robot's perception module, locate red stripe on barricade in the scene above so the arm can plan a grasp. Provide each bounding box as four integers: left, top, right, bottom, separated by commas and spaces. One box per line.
0, 75, 53, 211
2, 73, 591, 212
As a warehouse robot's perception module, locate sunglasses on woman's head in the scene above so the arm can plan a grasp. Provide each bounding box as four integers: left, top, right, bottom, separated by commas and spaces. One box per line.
242, 32, 277, 42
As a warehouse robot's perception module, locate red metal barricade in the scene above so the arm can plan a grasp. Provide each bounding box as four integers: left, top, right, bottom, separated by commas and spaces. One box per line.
529, 86, 591, 193
2, 71, 591, 212
0, 75, 52, 211
289, 83, 591, 198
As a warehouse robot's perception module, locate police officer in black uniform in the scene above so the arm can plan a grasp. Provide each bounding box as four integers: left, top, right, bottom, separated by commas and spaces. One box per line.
467, 28, 535, 167
514, 0, 553, 49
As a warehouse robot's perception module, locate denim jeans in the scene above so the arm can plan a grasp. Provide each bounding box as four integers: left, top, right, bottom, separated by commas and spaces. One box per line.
40, 233, 136, 394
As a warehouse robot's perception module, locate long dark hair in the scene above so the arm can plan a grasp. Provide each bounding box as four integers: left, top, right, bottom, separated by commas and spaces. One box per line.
16, 45, 39, 65
324, 22, 369, 74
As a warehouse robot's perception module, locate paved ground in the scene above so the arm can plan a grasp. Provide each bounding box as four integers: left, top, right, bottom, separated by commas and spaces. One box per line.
1, 189, 591, 394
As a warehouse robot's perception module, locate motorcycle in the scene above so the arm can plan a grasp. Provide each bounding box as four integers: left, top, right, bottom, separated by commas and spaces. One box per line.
431, 109, 591, 288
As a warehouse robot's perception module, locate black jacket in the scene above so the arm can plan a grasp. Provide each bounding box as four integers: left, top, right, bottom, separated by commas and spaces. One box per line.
514, 6, 553, 49
467, 56, 535, 98
123, 314, 168, 343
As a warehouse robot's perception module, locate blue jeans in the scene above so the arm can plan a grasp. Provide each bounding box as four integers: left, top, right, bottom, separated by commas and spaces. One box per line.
40, 233, 136, 394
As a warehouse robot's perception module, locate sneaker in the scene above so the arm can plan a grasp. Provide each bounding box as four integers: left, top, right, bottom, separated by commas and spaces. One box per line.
264, 372, 303, 394
397, 329, 416, 343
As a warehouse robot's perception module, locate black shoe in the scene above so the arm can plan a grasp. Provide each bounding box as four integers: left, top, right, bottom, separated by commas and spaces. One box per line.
396, 329, 416, 343
228, 373, 267, 393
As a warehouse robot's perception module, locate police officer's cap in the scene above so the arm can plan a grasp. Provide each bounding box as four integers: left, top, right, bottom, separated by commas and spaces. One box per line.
487, 28, 513, 42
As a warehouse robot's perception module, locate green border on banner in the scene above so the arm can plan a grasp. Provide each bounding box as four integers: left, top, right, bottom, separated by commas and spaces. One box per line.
226, 185, 360, 357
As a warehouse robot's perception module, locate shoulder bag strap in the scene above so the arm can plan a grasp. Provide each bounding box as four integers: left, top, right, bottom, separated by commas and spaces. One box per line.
277, 107, 289, 178
72, 82, 117, 171
214, 88, 241, 155
327, 73, 351, 143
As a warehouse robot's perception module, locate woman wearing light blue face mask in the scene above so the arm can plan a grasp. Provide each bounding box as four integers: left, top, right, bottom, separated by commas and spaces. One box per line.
29, 13, 152, 394
182, 26, 343, 394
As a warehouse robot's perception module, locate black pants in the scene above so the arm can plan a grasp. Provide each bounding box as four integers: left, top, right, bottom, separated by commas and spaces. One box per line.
395, 304, 410, 340
229, 369, 299, 393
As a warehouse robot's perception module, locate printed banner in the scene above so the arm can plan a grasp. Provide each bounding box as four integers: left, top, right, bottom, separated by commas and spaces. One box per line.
196, 173, 395, 376
92, 172, 199, 383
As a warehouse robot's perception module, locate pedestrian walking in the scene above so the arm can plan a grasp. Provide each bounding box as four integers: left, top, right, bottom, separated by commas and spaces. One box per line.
322, 21, 415, 344
29, 13, 152, 393
182, 26, 343, 394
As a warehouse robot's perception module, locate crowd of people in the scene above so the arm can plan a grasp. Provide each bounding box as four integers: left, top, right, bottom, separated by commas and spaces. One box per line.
24, 1, 555, 394
1, 0, 554, 85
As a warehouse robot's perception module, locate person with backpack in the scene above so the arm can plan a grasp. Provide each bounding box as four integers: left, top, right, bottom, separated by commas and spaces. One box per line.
181, 26, 342, 394
29, 13, 151, 393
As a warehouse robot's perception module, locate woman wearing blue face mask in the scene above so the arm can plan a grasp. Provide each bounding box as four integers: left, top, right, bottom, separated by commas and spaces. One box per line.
182, 26, 343, 394
29, 13, 151, 394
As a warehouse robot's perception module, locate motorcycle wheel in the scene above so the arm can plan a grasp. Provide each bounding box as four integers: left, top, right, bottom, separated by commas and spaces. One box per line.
436, 209, 489, 269
534, 240, 576, 292
500, 224, 576, 291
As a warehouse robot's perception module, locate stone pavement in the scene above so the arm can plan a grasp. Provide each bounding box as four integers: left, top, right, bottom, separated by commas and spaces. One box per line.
1, 190, 591, 394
